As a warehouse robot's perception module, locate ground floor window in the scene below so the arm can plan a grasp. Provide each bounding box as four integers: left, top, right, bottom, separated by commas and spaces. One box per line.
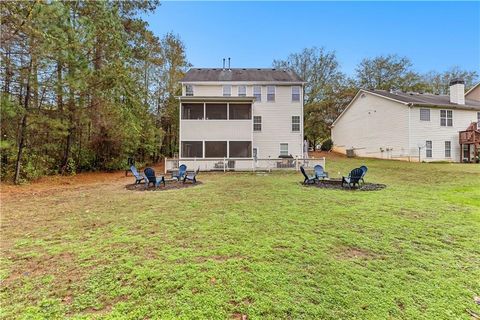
425, 140, 432, 158
444, 141, 451, 158
205, 141, 227, 158
229, 141, 251, 158
181, 141, 203, 158
280, 143, 289, 156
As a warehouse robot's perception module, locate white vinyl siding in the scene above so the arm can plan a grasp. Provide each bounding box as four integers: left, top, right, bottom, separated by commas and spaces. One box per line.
238, 85, 246, 97
223, 85, 231, 97
420, 108, 430, 121
440, 110, 453, 127
267, 86, 275, 102
253, 86, 261, 101
444, 141, 451, 158
425, 140, 432, 158
292, 86, 301, 102
292, 116, 300, 132
280, 143, 288, 156
253, 116, 262, 131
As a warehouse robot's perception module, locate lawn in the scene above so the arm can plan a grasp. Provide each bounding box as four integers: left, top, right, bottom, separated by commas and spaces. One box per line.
1, 157, 479, 319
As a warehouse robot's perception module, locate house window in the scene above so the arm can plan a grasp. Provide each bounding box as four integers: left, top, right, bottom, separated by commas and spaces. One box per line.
185, 85, 194, 96
181, 141, 203, 158
181, 103, 204, 119
292, 116, 300, 132
253, 116, 262, 131
425, 140, 432, 158
238, 85, 246, 97
280, 143, 288, 156
229, 104, 251, 119
205, 141, 227, 158
229, 141, 252, 158
463, 145, 469, 160
206, 103, 227, 120
445, 141, 451, 158
440, 110, 453, 126
292, 86, 301, 102
420, 108, 430, 121
477, 112, 480, 129
223, 85, 231, 97
253, 86, 261, 101
267, 86, 275, 102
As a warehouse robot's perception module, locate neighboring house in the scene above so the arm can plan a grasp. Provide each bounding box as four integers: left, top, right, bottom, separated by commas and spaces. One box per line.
466, 82, 480, 101
178, 68, 304, 161
331, 79, 480, 162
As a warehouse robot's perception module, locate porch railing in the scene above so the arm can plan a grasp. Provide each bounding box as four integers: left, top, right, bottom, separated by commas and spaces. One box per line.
164, 157, 326, 173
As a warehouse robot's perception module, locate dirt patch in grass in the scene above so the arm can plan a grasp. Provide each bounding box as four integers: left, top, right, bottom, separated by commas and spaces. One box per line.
125, 181, 202, 191
334, 246, 381, 260
302, 179, 386, 191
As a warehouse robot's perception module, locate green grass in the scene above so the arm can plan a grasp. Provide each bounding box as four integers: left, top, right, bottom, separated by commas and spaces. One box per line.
1, 157, 480, 319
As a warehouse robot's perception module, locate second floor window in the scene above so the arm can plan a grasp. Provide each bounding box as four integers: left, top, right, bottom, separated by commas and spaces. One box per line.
440, 110, 452, 126
238, 85, 246, 97
253, 86, 262, 101
420, 108, 430, 121
292, 86, 301, 102
253, 116, 262, 131
292, 116, 300, 132
185, 85, 194, 96
426, 140, 432, 158
223, 85, 231, 97
267, 86, 275, 102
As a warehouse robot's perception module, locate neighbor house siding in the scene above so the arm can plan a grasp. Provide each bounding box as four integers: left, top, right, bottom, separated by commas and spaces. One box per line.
465, 84, 480, 101
331, 93, 410, 159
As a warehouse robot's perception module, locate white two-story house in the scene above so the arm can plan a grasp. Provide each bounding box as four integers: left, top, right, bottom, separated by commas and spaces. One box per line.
331, 79, 480, 162
178, 68, 305, 167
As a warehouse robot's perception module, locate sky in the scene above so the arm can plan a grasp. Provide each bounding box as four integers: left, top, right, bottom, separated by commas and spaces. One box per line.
143, 1, 480, 76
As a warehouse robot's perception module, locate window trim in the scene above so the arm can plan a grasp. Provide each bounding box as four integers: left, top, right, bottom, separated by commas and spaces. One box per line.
292, 86, 301, 102
253, 116, 262, 132
419, 108, 430, 121
292, 115, 301, 132
425, 140, 432, 158
267, 86, 276, 102
444, 141, 451, 158
280, 143, 289, 156
223, 85, 232, 97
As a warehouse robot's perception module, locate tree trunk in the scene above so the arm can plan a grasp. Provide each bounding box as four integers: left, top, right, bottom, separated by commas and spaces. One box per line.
14, 65, 31, 184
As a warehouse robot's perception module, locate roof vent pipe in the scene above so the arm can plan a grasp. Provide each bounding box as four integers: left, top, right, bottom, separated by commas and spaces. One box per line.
228, 57, 231, 70
222, 58, 225, 70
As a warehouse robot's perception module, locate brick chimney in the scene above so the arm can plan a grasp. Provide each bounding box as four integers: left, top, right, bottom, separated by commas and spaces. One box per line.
449, 78, 465, 105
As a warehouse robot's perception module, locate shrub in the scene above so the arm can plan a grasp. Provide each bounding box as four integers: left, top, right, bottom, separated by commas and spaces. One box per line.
321, 138, 333, 151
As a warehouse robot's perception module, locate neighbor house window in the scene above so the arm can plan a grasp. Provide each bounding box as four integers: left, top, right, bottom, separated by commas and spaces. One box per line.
238, 85, 246, 97
267, 86, 275, 102
185, 84, 194, 96
205, 141, 227, 158
292, 116, 300, 132
425, 140, 432, 158
253, 86, 262, 101
223, 85, 231, 97
206, 103, 227, 120
181, 141, 203, 158
445, 141, 451, 158
420, 108, 430, 121
292, 86, 301, 102
477, 112, 480, 129
280, 143, 288, 156
229, 104, 251, 119
440, 110, 453, 126
229, 141, 252, 158
253, 116, 262, 131
182, 103, 204, 119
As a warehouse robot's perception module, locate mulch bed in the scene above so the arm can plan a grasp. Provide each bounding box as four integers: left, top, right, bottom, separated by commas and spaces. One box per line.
126, 181, 202, 191
302, 179, 386, 191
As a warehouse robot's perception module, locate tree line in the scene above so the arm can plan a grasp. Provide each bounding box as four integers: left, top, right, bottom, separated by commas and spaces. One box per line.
273, 48, 478, 148
1, 1, 189, 183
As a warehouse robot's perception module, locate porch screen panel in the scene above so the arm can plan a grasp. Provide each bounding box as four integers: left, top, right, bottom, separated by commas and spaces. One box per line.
229, 104, 251, 119
206, 104, 227, 119
181, 141, 203, 158
205, 141, 227, 158
229, 141, 252, 158
182, 103, 204, 119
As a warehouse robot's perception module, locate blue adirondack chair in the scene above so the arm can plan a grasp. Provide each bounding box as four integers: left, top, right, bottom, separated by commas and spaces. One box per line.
314, 165, 328, 180
342, 168, 364, 188
183, 167, 200, 184
300, 166, 317, 184
143, 167, 165, 187
172, 164, 187, 181
359, 165, 368, 184
130, 165, 145, 184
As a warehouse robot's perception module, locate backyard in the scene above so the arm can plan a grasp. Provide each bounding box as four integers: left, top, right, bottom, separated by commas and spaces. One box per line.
1, 155, 479, 319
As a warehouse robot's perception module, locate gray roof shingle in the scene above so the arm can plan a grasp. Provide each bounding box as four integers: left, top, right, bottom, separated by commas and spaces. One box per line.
181, 68, 304, 83
368, 89, 480, 111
